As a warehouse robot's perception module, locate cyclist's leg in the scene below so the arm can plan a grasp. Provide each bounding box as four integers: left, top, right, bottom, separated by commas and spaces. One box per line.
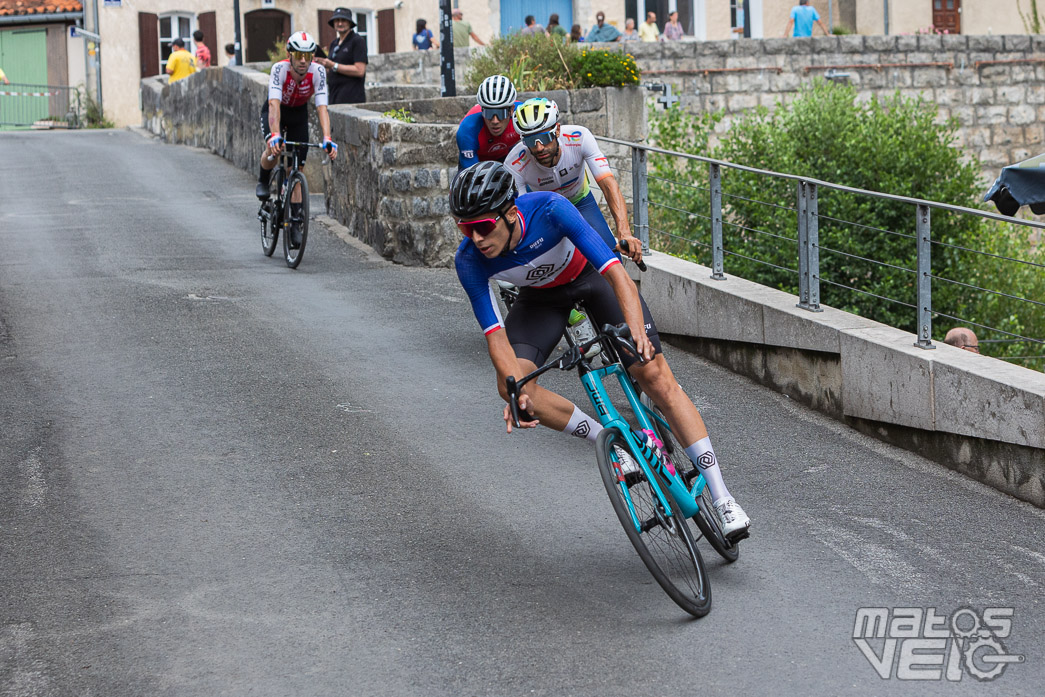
257, 104, 279, 197
580, 267, 745, 514
505, 287, 602, 438
283, 108, 309, 204
574, 191, 620, 258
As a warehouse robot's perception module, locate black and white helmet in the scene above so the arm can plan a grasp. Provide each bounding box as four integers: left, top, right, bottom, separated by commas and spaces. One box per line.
476, 75, 517, 109
286, 31, 318, 54
449, 161, 517, 219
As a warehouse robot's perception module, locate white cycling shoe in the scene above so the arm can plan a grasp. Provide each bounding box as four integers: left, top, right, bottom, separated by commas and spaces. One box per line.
713, 497, 751, 540
615, 446, 641, 475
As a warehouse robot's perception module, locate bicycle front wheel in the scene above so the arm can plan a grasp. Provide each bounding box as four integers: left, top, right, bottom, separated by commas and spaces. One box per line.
595, 428, 711, 618
642, 395, 740, 563
282, 171, 310, 269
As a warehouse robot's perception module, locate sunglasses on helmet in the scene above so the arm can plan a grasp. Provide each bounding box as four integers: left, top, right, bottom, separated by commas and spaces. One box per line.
290, 51, 314, 62
522, 130, 556, 149
456, 214, 502, 238
481, 106, 511, 121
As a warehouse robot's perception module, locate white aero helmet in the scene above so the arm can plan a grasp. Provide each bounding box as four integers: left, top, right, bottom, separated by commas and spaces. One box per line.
512, 98, 560, 137
286, 31, 318, 53
476, 75, 517, 109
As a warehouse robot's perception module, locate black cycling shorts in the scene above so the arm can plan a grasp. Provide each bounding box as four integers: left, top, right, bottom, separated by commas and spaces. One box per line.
505, 264, 662, 369
260, 103, 310, 163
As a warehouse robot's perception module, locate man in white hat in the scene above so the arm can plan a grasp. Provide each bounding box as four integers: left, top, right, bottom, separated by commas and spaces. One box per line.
317, 7, 368, 104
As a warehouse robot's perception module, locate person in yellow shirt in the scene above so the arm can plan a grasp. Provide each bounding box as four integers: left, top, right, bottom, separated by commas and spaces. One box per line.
639, 11, 661, 42
165, 38, 197, 83
0, 66, 9, 84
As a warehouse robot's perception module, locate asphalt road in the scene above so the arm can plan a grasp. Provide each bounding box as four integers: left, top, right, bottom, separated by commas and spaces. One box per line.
1, 129, 1043, 696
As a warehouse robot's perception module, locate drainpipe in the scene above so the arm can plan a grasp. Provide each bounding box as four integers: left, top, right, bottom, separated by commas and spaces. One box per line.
883, 0, 889, 35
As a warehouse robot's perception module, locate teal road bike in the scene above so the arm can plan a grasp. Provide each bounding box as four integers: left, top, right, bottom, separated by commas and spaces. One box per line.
505, 321, 740, 618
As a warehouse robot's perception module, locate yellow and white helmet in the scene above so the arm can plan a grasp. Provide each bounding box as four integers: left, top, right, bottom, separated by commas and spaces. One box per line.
512, 98, 560, 137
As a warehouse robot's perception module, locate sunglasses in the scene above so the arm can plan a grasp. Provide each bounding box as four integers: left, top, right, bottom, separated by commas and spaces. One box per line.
290, 51, 314, 62
481, 106, 511, 121
522, 130, 557, 149
457, 214, 502, 237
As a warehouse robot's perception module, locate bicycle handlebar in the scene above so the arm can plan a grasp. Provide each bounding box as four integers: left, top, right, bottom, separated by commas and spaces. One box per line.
504, 322, 647, 428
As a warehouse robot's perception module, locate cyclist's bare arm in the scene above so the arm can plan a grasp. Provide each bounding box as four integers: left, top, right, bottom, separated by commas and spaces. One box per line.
486, 329, 575, 433
595, 173, 643, 264
602, 264, 653, 361
266, 99, 284, 157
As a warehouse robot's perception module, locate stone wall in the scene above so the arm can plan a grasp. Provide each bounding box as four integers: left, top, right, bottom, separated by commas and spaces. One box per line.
140, 66, 645, 266
366, 35, 1045, 176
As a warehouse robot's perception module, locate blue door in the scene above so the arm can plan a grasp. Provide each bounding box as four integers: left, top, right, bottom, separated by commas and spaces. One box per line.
499, 0, 573, 38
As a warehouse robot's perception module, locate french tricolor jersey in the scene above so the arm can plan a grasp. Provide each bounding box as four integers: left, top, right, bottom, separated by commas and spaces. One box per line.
268, 60, 328, 108
455, 191, 621, 335
504, 124, 614, 204
456, 103, 523, 169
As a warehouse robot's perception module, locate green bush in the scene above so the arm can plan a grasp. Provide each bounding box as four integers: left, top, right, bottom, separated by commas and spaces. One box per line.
382, 107, 416, 123
465, 33, 641, 92
647, 79, 1045, 361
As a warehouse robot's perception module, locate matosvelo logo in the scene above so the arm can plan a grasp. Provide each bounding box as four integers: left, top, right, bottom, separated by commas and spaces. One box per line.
853, 607, 1024, 681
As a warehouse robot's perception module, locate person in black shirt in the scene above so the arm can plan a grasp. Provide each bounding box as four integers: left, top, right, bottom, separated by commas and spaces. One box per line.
316, 7, 368, 104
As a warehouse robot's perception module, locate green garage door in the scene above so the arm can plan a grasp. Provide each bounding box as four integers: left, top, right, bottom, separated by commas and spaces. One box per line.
0, 28, 50, 129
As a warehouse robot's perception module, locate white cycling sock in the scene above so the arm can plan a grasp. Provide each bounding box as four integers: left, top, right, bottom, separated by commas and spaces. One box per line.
684, 437, 731, 504
565, 404, 603, 443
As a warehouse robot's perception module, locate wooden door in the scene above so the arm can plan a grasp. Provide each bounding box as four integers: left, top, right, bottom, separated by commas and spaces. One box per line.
137, 12, 159, 77
197, 11, 217, 66
932, 0, 961, 34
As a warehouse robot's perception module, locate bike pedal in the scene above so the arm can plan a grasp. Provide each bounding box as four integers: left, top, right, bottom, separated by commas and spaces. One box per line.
725, 527, 750, 544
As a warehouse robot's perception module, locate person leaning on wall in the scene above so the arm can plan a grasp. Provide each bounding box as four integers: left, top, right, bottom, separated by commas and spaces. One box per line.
316, 7, 368, 104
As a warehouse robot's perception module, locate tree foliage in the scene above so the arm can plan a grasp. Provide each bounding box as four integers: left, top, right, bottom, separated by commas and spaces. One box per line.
648, 80, 1045, 363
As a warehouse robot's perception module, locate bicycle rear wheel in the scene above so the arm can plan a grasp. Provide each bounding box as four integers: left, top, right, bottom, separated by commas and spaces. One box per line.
282, 171, 309, 269
259, 168, 284, 257
642, 395, 739, 563
595, 428, 711, 618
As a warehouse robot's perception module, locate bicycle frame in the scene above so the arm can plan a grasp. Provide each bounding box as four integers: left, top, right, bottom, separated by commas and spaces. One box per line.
578, 357, 708, 526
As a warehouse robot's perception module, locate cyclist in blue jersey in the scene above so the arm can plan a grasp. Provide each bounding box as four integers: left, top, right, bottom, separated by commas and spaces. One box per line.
450, 161, 751, 540
457, 75, 523, 169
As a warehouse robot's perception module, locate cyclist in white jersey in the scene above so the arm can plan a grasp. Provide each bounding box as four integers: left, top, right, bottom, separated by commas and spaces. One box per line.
256, 31, 338, 248
504, 98, 642, 264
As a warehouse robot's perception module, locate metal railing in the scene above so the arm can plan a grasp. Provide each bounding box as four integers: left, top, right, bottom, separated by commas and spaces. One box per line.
598, 135, 1045, 365
0, 83, 83, 129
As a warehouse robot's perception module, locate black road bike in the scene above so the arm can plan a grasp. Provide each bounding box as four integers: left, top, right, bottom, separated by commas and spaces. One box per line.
257, 141, 323, 269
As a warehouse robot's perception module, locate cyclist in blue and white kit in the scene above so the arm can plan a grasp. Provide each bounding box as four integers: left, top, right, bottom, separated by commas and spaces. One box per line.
450, 161, 751, 539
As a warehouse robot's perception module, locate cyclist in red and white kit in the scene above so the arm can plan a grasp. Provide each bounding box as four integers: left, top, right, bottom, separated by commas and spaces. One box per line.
256, 31, 339, 248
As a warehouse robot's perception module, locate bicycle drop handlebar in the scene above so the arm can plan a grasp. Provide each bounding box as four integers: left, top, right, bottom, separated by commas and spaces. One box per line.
504, 323, 647, 428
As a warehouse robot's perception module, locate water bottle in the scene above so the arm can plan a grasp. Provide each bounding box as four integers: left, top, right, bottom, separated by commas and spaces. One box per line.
567, 308, 601, 357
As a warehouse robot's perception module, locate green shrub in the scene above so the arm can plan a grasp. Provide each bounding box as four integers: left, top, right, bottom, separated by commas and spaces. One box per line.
648, 79, 1045, 360
465, 33, 641, 92
382, 107, 416, 123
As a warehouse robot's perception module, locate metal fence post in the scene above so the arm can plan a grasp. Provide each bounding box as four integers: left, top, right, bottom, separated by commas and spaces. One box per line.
632, 146, 650, 254
796, 181, 822, 312
915, 203, 935, 349
710, 163, 725, 279
807, 182, 822, 311
796, 181, 810, 308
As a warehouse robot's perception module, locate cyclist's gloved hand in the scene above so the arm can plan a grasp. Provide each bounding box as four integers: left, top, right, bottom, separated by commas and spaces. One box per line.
266, 133, 284, 152
323, 137, 339, 160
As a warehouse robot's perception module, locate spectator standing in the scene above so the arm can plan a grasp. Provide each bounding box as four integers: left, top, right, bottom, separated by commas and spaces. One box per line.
547, 14, 568, 39
224, 43, 237, 66
944, 328, 980, 353
192, 29, 211, 68
569, 24, 585, 42
413, 19, 438, 50
639, 11, 660, 42
316, 8, 368, 104
619, 18, 639, 41
586, 11, 621, 42
520, 15, 545, 36
663, 11, 684, 40
452, 9, 486, 47
165, 38, 197, 83
785, 0, 829, 37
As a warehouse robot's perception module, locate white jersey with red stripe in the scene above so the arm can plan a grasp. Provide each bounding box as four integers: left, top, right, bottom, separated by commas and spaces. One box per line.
268, 60, 328, 108
503, 125, 614, 204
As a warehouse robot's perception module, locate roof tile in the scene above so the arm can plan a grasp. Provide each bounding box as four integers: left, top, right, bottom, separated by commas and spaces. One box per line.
0, 0, 83, 17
